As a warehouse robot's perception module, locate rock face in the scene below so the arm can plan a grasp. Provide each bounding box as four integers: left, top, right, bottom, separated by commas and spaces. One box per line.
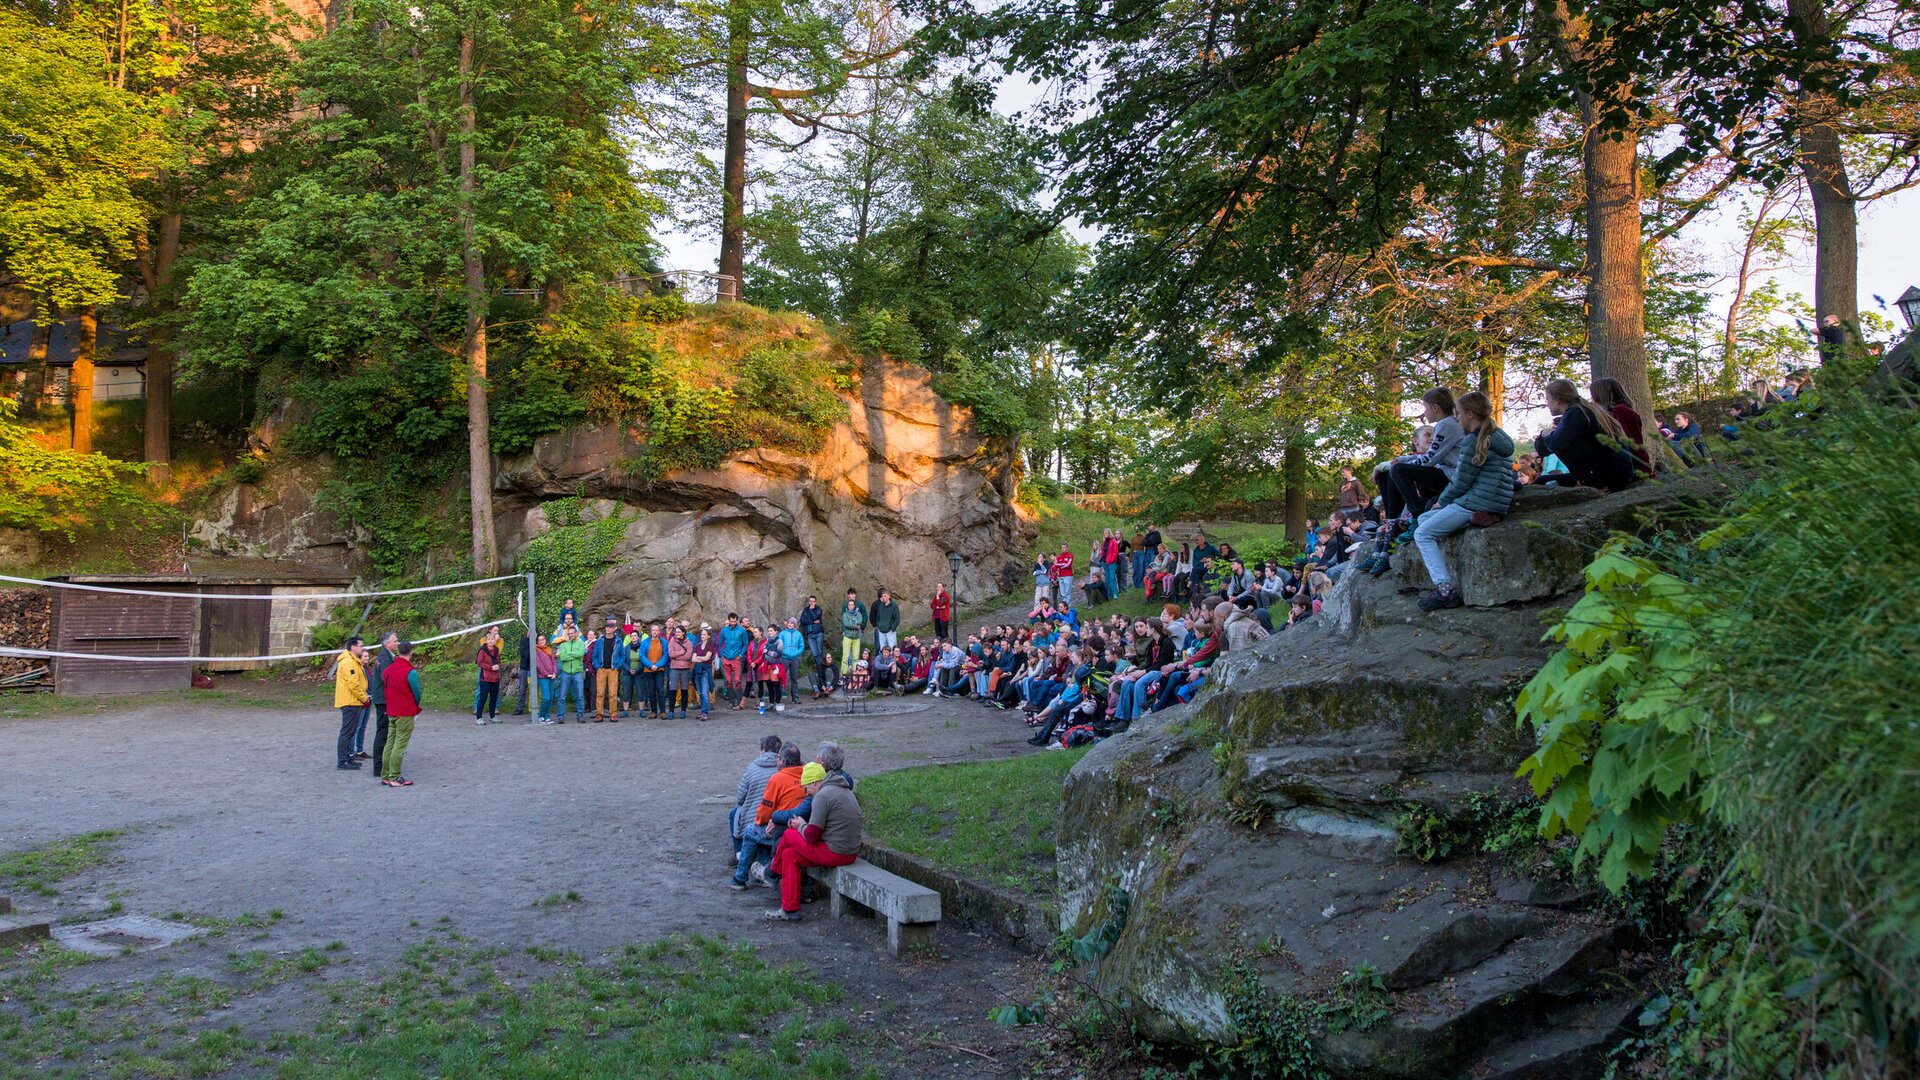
190, 459, 368, 573
1056, 476, 1726, 1078
494, 356, 1032, 621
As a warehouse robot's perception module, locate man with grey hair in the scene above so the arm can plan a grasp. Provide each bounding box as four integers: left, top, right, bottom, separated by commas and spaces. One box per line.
814, 741, 856, 789
730, 734, 784, 869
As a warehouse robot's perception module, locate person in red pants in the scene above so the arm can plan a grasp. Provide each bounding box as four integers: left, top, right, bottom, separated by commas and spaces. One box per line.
763, 762, 863, 922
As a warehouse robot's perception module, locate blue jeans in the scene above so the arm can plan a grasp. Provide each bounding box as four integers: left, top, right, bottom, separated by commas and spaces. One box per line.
1132, 550, 1151, 591
537, 676, 557, 718
350, 706, 368, 753
693, 665, 714, 713
736, 823, 776, 884
1121, 672, 1163, 721
728, 807, 741, 857
557, 670, 587, 717
1104, 562, 1119, 599
1413, 502, 1475, 589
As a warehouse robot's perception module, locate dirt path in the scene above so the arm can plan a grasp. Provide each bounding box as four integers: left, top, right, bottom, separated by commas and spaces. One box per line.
0, 683, 1053, 1077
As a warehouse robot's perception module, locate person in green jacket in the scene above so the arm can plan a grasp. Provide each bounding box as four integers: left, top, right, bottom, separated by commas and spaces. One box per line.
869, 588, 900, 650
553, 625, 589, 722
838, 594, 867, 672
1415, 390, 1515, 612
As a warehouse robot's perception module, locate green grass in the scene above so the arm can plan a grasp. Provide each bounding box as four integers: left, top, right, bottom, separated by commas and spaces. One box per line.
0, 931, 878, 1080
0, 830, 122, 897
859, 749, 1089, 900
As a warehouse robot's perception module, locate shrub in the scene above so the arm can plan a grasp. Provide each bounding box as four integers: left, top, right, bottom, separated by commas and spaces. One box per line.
850, 306, 924, 363
0, 397, 165, 539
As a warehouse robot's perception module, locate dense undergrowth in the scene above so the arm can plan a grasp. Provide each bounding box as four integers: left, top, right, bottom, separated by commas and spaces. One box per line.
1513, 394, 1920, 1076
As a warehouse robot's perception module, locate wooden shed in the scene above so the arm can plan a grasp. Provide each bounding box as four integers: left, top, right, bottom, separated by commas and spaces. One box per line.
47, 560, 352, 694
50, 578, 200, 696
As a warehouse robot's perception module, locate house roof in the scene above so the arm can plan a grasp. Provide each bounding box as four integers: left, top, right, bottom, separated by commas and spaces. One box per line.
0, 316, 145, 369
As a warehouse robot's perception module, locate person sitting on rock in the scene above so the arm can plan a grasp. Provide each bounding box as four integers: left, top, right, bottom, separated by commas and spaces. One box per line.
1223, 596, 1270, 652
1591, 376, 1653, 477
1383, 387, 1465, 524
1665, 412, 1709, 464
761, 761, 862, 923
899, 647, 935, 695
1535, 378, 1636, 492
1416, 391, 1517, 612
870, 647, 896, 692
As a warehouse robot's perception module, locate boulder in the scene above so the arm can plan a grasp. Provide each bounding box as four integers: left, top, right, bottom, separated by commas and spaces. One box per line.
1053, 475, 1731, 1077
493, 356, 1032, 621
190, 458, 367, 574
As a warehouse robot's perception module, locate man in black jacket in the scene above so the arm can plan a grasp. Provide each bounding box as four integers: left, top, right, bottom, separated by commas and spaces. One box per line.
798, 596, 827, 695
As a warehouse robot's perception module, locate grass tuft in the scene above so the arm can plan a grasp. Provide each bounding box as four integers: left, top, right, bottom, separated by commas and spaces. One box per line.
0, 830, 122, 897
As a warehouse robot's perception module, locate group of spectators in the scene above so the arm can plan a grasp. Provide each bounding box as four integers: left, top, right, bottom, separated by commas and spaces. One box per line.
515, 583, 953, 722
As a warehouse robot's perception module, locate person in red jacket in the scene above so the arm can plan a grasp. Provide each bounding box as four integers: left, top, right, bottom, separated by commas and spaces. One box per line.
1591, 377, 1654, 477
929, 583, 953, 643
380, 641, 424, 787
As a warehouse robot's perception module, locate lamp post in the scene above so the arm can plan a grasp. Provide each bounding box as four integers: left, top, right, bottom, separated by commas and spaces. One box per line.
947, 552, 963, 637
1896, 286, 1920, 333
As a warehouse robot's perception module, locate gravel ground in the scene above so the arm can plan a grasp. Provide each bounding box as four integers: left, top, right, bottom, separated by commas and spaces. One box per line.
0, 670, 1054, 1077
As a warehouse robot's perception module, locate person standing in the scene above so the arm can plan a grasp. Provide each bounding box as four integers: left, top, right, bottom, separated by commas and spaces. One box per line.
332, 637, 370, 771
929, 583, 953, 644
638, 622, 669, 717
870, 588, 900, 651
1051, 543, 1075, 606
838, 595, 866, 673
758, 622, 788, 714
531, 633, 557, 724
797, 596, 826, 692
508, 630, 532, 716
1132, 527, 1155, 594
667, 625, 694, 719
473, 626, 504, 726
589, 621, 623, 722
379, 640, 422, 787
366, 632, 399, 778
777, 617, 806, 702
553, 624, 587, 723
690, 622, 717, 720
719, 613, 750, 708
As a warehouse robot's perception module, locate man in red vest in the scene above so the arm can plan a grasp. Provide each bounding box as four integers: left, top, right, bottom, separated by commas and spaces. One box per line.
380, 641, 424, 787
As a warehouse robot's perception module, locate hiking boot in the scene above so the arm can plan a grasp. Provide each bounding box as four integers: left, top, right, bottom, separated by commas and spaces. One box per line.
1417, 585, 1464, 611
764, 909, 801, 921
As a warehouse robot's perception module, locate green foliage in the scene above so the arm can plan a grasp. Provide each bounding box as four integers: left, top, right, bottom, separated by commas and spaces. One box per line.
1514, 543, 1711, 892
518, 511, 631, 622
490, 360, 589, 458
1394, 790, 1537, 865
1219, 961, 1326, 1079
1069, 882, 1131, 965
1320, 963, 1390, 1034
0, 398, 168, 540
1524, 401, 1920, 1075
633, 292, 692, 325
850, 307, 925, 364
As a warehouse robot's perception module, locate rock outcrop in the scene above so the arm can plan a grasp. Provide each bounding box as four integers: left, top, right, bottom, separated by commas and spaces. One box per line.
1056, 476, 1726, 1079
190, 458, 368, 573
494, 356, 1031, 621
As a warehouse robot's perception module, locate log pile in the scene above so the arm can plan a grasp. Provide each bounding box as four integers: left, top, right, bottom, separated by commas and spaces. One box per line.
0, 588, 51, 686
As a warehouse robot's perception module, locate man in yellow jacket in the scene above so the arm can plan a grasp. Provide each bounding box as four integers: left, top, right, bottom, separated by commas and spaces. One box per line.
333, 637, 371, 771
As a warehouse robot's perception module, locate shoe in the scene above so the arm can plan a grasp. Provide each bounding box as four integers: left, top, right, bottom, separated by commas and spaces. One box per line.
352, 751, 371, 760
678, 710, 688, 719
1026, 734, 1048, 746
475, 717, 485, 726
594, 716, 605, 723
774, 704, 785, 713
764, 909, 801, 921
750, 863, 771, 886
539, 717, 554, 724
728, 880, 747, 891
1417, 585, 1464, 611
337, 761, 361, 770
381, 778, 402, 787
395, 776, 414, 786
488, 714, 498, 723
1369, 555, 1392, 576
699, 713, 709, 722
619, 710, 629, 718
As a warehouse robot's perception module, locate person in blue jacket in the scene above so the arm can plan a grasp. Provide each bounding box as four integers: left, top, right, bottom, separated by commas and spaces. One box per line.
718, 613, 752, 707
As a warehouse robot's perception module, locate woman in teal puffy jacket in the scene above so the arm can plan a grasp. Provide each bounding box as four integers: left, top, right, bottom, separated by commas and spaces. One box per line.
1415, 391, 1515, 611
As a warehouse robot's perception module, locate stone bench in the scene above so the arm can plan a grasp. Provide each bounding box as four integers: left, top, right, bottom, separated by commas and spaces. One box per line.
807, 859, 941, 956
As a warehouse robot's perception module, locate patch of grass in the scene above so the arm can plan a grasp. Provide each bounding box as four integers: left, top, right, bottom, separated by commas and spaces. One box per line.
860, 750, 1089, 900
0, 932, 877, 1080
0, 830, 122, 897
531, 890, 583, 909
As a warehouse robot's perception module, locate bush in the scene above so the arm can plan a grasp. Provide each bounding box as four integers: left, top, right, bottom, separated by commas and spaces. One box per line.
1519, 398, 1920, 1075
932, 356, 1033, 439
634, 292, 692, 325
0, 398, 166, 539
850, 306, 924, 363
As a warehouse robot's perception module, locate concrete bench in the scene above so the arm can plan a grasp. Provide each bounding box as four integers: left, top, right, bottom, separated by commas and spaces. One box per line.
807, 859, 941, 956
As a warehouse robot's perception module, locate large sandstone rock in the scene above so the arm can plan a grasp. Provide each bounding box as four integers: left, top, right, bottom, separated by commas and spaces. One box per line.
494, 356, 1032, 621
1056, 476, 1729, 1078
190, 459, 367, 573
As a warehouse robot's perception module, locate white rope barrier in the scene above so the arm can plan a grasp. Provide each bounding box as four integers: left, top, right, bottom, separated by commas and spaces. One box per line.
0, 572, 524, 603
0, 619, 516, 665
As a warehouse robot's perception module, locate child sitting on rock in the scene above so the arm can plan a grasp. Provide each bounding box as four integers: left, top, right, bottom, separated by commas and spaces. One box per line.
1416, 391, 1516, 611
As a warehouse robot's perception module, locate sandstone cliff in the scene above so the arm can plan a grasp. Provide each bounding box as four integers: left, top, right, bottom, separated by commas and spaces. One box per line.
1056, 478, 1725, 1079
493, 356, 1031, 622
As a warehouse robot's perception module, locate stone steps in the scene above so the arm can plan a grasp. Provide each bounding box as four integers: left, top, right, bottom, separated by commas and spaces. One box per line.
0, 896, 51, 948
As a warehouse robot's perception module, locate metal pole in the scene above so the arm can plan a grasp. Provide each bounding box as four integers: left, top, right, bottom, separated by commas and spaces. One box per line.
950, 569, 959, 641
524, 570, 539, 717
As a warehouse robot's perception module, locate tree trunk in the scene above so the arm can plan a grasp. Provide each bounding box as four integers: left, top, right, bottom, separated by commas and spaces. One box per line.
1372, 346, 1402, 456
1579, 87, 1653, 418
72, 306, 97, 454
459, 30, 499, 575
1479, 344, 1507, 427
1283, 441, 1306, 549
1721, 191, 1783, 392
143, 213, 182, 488
22, 309, 52, 417
1786, 0, 1857, 340
717, 0, 750, 302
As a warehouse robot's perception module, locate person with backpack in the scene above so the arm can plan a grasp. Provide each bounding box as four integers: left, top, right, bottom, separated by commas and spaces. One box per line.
332, 637, 370, 771
379, 640, 423, 787
1415, 391, 1517, 612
